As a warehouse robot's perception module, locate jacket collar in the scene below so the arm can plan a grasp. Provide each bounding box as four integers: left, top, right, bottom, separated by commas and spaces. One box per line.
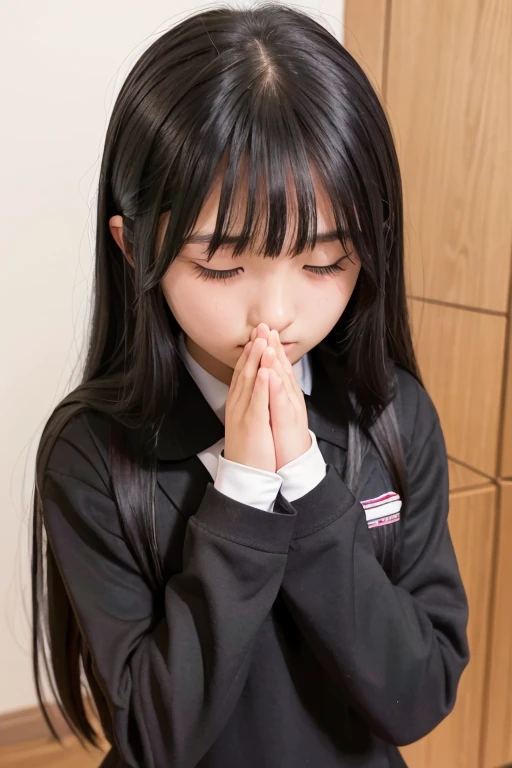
155, 338, 349, 461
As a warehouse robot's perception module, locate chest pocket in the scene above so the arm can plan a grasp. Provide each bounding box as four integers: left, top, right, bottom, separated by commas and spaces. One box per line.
361, 492, 402, 528
357, 454, 402, 530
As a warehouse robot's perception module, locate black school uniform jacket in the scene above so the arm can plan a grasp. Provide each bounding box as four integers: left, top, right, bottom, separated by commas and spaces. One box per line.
42, 340, 470, 768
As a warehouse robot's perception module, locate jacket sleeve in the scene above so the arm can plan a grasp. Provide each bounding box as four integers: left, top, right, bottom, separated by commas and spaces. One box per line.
42, 413, 297, 768
278, 381, 470, 746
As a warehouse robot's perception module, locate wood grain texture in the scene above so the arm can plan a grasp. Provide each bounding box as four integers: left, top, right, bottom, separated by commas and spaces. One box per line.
0, 735, 106, 767
448, 460, 491, 492
343, 0, 388, 95
481, 482, 512, 768
401, 485, 497, 768
501, 323, 512, 478
409, 298, 506, 476
0, 703, 72, 748
386, 0, 512, 312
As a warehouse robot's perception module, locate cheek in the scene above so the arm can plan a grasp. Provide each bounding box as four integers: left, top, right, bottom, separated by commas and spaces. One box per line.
346, 259, 361, 295
338, 258, 361, 305
309, 262, 361, 327
321, 261, 361, 305
160, 268, 234, 335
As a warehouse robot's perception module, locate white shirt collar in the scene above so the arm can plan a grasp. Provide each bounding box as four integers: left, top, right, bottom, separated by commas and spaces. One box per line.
178, 331, 312, 426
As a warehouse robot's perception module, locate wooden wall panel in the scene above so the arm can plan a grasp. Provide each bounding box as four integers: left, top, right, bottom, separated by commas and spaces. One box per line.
409, 299, 506, 477
501, 326, 512, 478
482, 482, 512, 768
448, 460, 491, 493
343, 0, 388, 95
345, 1, 512, 766
385, 1, 512, 312
401, 485, 497, 768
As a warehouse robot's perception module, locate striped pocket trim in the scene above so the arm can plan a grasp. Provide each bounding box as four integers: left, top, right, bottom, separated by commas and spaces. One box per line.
361, 492, 402, 528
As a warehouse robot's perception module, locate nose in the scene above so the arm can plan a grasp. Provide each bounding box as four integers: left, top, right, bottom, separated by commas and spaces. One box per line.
248, 273, 295, 337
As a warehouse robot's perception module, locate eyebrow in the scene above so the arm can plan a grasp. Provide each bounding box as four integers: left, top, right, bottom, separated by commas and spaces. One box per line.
183, 229, 349, 246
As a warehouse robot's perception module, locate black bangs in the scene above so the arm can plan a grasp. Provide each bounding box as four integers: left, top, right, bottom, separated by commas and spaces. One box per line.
189, 101, 359, 262
162, 91, 360, 267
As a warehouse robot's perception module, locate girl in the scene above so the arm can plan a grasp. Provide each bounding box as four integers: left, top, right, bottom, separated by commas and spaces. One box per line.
32, 4, 470, 767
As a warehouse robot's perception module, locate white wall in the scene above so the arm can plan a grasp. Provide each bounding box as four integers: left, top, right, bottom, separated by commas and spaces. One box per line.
0, 0, 345, 715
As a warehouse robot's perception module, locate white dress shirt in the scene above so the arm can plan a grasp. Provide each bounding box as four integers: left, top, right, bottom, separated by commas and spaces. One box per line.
178, 332, 327, 512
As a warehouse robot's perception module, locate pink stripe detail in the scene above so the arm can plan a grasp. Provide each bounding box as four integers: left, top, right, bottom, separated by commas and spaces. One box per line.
367, 512, 401, 528
361, 492, 400, 508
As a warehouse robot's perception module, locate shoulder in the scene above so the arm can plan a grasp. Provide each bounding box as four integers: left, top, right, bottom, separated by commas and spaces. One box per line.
45, 407, 113, 495
41, 407, 127, 538
391, 364, 443, 457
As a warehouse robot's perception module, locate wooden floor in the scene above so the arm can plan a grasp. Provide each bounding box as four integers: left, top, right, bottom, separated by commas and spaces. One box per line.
0, 736, 107, 767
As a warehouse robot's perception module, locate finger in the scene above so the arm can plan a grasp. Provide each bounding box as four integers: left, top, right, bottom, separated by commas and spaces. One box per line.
230, 341, 253, 393
268, 369, 291, 425
275, 334, 294, 373
249, 366, 270, 414
253, 323, 270, 341
236, 336, 268, 411
270, 354, 300, 407
268, 367, 282, 397
261, 348, 299, 410
268, 329, 292, 371
266, 332, 299, 404
259, 345, 276, 369
269, 330, 304, 400
230, 340, 259, 408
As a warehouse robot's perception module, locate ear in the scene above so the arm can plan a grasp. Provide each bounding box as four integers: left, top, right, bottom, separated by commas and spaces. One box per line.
109, 215, 134, 267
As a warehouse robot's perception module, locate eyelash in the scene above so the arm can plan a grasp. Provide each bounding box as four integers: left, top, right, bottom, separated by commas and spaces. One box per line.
192, 255, 350, 282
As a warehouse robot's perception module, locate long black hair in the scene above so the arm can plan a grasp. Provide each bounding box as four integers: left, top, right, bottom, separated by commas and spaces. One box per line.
32, 1, 421, 749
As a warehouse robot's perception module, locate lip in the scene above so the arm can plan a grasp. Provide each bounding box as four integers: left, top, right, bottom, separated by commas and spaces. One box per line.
237, 341, 297, 347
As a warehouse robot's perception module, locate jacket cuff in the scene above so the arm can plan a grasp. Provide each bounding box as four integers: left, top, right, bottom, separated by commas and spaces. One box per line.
287, 463, 357, 539
194, 481, 297, 553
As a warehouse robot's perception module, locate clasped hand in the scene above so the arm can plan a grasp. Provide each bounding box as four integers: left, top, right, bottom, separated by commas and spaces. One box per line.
226, 322, 311, 473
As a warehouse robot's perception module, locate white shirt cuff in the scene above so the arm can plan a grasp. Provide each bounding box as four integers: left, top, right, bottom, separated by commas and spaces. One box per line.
214, 450, 282, 512
277, 429, 327, 502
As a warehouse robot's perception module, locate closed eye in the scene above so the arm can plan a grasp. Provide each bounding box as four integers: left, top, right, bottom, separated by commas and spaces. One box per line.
192, 254, 351, 282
